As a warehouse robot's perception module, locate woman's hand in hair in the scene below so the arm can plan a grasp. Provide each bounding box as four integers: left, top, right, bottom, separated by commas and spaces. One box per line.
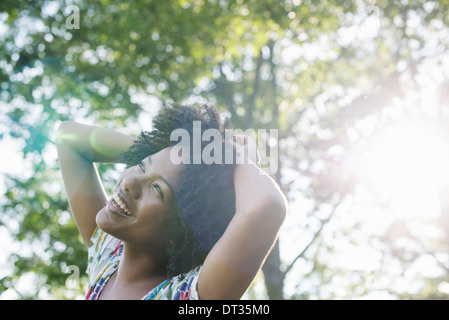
198, 134, 287, 300
230, 134, 261, 167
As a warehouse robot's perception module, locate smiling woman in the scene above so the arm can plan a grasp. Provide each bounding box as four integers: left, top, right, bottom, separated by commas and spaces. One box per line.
56, 103, 287, 300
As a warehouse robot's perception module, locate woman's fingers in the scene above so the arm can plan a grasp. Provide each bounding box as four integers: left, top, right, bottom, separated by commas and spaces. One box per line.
231, 134, 260, 166
232, 134, 247, 146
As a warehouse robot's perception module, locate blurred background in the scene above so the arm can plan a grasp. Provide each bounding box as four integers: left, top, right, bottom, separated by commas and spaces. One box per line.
1, 0, 449, 299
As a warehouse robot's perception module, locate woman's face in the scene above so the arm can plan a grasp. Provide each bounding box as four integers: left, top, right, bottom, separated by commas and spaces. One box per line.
96, 147, 182, 250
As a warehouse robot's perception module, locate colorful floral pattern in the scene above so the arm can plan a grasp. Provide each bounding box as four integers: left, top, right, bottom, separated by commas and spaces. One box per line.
85, 227, 201, 300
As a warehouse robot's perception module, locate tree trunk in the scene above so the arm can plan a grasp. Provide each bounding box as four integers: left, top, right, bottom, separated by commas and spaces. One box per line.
262, 241, 284, 299
261, 39, 285, 300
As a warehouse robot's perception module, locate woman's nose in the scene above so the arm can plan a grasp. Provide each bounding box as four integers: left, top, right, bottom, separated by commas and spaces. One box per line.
122, 174, 142, 199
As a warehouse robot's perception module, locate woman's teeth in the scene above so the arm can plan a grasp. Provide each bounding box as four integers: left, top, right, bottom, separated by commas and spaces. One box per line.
113, 192, 132, 217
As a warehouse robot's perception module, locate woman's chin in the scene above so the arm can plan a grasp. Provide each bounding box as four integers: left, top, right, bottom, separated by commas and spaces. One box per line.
96, 206, 122, 235
96, 206, 137, 242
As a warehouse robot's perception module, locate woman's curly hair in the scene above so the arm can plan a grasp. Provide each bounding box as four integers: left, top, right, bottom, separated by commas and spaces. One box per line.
120, 103, 236, 278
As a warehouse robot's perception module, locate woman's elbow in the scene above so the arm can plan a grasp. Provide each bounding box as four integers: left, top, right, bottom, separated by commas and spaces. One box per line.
252, 191, 287, 230
268, 192, 288, 225
56, 121, 76, 145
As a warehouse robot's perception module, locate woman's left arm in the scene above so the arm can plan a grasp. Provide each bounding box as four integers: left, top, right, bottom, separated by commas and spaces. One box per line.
198, 138, 287, 300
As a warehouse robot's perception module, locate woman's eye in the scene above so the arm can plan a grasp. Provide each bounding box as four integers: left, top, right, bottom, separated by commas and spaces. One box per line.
153, 184, 164, 199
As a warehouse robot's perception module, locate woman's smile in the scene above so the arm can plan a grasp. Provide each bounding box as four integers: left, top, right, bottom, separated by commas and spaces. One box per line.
108, 188, 133, 218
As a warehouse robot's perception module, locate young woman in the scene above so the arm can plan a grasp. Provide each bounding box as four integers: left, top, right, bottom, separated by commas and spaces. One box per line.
56, 103, 287, 300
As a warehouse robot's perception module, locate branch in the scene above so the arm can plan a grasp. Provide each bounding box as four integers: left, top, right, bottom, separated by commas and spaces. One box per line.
283, 197, 343, 276
245, 47, 264, 129
215, 62, 237, 117
268, 40, 278, 122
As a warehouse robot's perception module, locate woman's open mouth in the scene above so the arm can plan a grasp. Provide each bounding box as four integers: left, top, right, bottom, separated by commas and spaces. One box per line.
107, 191, 133, 218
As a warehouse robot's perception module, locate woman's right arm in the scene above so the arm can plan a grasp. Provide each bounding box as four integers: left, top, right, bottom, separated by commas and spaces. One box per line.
56, 121, 135, 247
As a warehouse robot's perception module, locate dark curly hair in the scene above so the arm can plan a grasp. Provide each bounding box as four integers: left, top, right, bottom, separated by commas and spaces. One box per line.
120, 103, 236, 278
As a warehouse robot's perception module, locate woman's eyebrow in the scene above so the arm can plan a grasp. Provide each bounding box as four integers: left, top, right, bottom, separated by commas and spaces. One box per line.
159, 176, 175, 201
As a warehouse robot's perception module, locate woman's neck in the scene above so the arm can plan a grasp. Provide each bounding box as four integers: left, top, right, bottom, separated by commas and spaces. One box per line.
99, 242, 167, 299
117, 242, 167, 284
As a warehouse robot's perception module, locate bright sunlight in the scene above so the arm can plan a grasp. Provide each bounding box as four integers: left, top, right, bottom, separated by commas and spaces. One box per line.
359, 120, 449, 219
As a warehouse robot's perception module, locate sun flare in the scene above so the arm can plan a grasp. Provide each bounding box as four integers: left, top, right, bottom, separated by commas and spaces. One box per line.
359, 122, 449, 219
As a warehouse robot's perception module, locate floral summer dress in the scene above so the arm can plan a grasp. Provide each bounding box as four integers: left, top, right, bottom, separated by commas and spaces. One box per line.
85, 227, 201, 300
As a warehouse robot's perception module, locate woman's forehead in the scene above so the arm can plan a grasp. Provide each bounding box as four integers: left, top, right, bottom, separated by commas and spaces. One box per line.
148, 147, 182, 181
150, 147, 177, 165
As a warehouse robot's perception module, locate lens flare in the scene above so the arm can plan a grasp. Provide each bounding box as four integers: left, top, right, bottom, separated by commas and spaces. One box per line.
358, 122, 448, 219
